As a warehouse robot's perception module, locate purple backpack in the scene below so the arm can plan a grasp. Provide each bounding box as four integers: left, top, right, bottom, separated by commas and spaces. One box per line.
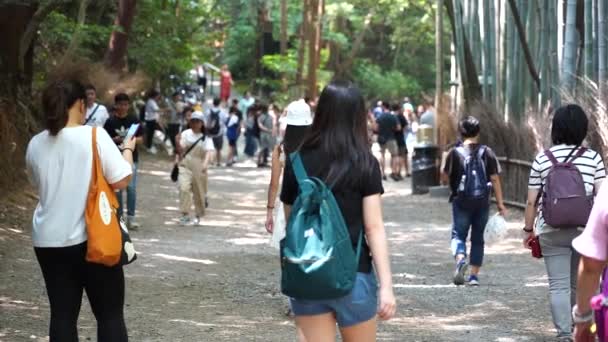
542, 147, 594, 228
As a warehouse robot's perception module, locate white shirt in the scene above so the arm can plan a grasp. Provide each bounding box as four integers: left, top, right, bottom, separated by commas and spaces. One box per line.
85, 103, 109, 127
26, 126, 132, 247
145, 99, 161, 122
180, 129, 215, 152
528, 144, 606, 234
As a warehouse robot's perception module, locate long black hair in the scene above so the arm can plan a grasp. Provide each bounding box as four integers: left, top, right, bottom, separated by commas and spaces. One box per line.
42, 80, 86, 136
300, 81, 375, 186
283, 125, 310, 155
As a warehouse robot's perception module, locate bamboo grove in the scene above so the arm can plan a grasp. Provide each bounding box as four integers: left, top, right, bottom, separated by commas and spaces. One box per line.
446, 0, 608, 123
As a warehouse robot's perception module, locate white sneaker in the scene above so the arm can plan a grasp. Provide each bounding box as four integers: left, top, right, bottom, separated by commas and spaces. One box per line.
148, 146, 158, 154
194, 216, 204, 226
127, 216, 140, 231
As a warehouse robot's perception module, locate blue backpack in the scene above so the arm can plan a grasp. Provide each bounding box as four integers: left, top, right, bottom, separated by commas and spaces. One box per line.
280, 153, 363, 300
455, 145, 491, 209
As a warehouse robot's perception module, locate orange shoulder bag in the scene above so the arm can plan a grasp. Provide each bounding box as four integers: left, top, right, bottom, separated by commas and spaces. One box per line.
85, 127, 137, 266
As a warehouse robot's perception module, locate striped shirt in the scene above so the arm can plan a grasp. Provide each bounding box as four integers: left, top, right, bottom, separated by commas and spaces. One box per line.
528, 144, 606, 234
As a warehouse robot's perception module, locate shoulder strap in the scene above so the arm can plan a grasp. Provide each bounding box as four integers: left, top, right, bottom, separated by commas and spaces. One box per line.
90, 127, 101, 186
566, 146, 587, 164
476, 145, 487, 159
544, 149, 559, 165
183, 135, 205, 157
84, 104, 100, 125
289, 152, 308, 185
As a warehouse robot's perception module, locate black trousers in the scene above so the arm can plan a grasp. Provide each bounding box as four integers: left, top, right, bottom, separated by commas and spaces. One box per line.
145, 120, 157, 149
35, 242, 128, 342
166, 123, 181, 149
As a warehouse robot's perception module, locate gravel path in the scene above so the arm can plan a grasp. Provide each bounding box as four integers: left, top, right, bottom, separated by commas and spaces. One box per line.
0, 153, 558, 341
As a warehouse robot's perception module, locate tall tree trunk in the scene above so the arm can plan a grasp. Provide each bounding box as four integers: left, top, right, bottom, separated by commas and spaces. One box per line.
105, 0, 137, 72
295, 0, 309, 91
280, 0, 287, 56
63, 0, 90, 61
436, 0, 444, 146
306, 0, 321, 99
561, 0, 579, 91
0, 1, 59, 191
336, 10, 374, 78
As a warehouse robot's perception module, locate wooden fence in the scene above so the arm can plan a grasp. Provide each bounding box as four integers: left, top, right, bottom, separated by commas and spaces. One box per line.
496, 157, 533, 209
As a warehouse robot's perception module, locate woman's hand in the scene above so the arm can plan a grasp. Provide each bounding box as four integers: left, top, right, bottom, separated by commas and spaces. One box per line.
574, 322, 595, 342
123, 136, 137, 151
497, 203, 508, 217
265, 209, 274, 234
377, 286, 396, 321
523, 231, 534, 249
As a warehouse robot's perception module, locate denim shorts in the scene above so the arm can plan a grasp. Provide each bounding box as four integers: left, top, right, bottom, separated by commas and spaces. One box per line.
289, 272, 378, 327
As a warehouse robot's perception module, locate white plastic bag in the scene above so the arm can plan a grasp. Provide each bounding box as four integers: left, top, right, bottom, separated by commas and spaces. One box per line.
270, 201, 286, 249
484, 213, 508, 244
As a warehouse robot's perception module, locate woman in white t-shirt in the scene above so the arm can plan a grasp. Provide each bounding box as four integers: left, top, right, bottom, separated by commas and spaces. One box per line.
178, 111, 214, 225
523, 104, 606, 340
26, 80, 135, 341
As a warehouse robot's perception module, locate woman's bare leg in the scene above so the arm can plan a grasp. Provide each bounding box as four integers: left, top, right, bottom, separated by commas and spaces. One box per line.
340, 317, 377, 342
295, 313, 337, 342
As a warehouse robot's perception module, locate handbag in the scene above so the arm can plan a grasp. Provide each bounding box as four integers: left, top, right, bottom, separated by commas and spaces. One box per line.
171, 135, 205, 182
85, 127, 137, 266
526, 235, 543, 259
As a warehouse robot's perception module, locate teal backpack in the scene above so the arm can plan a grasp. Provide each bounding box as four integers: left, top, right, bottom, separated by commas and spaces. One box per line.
280, 152, 363, 300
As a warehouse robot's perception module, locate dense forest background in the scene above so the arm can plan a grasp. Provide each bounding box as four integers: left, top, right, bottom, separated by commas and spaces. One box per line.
1, 0, 607, 193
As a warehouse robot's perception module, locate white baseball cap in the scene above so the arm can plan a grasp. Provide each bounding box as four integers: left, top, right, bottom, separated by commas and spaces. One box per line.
191, 111, 205, 121
285, 99, 312, 126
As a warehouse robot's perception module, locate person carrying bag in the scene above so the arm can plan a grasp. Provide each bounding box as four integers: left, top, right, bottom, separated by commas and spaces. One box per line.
176, 111, 214, 226
26, 80, 136, 341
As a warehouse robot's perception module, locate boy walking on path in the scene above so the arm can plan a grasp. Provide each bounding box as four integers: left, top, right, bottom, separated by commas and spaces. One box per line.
442, 116, 507, 286
205, 98, 228, 166
103, 93, 143, 230
84, 85, 109, 127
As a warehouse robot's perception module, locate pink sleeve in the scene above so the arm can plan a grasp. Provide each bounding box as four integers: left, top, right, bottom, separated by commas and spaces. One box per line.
573, 183, 608, 261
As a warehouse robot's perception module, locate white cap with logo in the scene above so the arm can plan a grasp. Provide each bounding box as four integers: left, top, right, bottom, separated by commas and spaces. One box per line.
191, 111, 205, 121
285, 99, 313, 126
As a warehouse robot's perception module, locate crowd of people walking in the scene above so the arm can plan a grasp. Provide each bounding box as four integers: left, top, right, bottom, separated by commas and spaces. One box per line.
23, 68, 608, 341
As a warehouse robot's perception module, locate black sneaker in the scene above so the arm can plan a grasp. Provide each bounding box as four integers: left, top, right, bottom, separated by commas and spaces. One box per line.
382, 175, 388, 181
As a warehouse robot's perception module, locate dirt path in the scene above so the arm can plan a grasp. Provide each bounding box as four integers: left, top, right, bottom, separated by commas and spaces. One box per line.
1, 153, 558, 341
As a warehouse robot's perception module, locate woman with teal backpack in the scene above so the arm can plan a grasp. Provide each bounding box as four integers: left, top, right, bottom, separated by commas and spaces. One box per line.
280, 81, 396, 341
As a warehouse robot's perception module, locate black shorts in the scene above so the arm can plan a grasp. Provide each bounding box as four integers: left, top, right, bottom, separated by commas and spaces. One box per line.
213, 136, 224, 150
228, 138, 237, 147
398, 143, 408, 156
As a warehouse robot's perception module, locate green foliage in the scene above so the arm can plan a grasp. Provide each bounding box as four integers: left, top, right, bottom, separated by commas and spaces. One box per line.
353, 60, 422, 102
129, 0, 222, 86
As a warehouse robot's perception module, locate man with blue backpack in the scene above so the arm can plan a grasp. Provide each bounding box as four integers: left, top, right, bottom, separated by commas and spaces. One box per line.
443, 116, 507, 286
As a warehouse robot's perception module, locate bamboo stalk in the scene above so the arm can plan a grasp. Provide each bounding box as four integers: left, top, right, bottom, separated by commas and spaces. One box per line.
585, 0, 594, 80
599, 0, 607, 101
561, 0, 579, 91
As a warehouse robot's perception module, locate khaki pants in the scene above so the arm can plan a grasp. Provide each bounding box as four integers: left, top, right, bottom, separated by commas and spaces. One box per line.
178, 157, 208, 217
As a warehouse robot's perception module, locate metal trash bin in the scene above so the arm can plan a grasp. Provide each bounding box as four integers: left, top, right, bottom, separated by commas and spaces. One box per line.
411, 145, 439, 194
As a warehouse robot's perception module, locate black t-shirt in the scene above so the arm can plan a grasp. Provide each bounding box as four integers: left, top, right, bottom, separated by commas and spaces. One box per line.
395, 113, 408, 146
443, 143, 501, 200
280, 147, 384, 273
376, 112, 398, 144
103, 114, 143, 163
